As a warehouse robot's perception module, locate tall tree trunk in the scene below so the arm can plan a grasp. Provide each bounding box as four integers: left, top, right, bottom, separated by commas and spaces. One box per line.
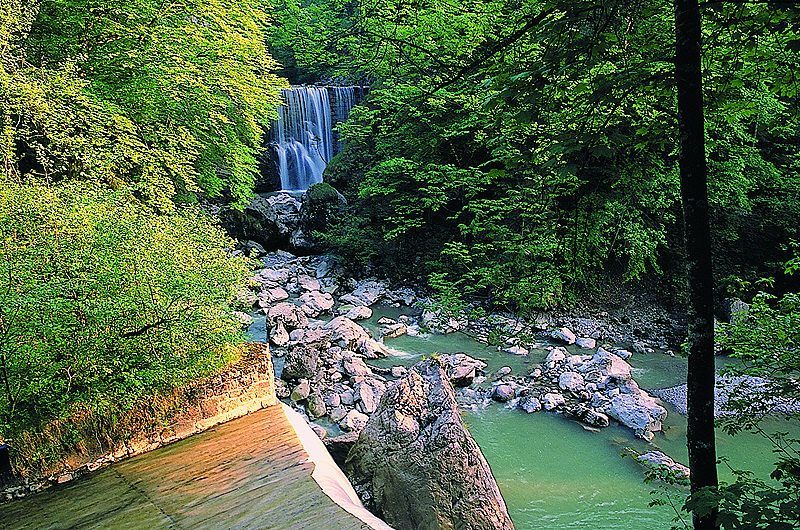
674, 0, 719, 528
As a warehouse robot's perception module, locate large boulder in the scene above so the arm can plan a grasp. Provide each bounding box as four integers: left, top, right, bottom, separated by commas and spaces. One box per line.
289, 183, 348, 253
219, 193, 302, 250
267, 302, 308, 329
345, 359, 515, 530
281, 344, 320, 381
604, 391, 667, 441
298, 290, 335, 317
324, 316, 370, 348
340, 280, 387, 307
439, 353, 487, 387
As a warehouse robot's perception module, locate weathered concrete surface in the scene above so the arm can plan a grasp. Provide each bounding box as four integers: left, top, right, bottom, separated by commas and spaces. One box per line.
0, 405, 387, 529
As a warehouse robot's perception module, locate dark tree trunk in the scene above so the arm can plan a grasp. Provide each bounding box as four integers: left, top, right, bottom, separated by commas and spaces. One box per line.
674, 0, 719, 528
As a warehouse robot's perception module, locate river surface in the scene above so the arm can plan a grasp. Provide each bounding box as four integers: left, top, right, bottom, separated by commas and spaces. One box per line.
316, 307, 800, 530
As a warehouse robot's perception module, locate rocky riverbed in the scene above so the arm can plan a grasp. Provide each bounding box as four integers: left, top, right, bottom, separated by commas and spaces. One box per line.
236, 248, 676, 448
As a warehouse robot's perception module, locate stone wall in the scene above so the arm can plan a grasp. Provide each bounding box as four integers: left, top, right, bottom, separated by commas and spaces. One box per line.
2, 342, 276, 501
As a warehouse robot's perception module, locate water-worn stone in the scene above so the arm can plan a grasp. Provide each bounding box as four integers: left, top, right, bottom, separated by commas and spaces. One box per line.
270, 322, 290, 347
381, 323, 407, 339
545, 347, 568, 365
339, 280, 387, 307
324, 316, 370, 348
440, 353, 487, 387
306, 393, 327, 420
575, 337, 596, 349
298, 290, 335, 317
258, 286, 289, 306
421, 309, 464, 334
559, 372, 585, 392
503, 345, 528, 356
493, 384, 515, 402
568, 404, 610, 427
356, 338, 390, 359
605, 392, 667, 441
551, 327, 577, 344
343, 355, 372, 377
519, 397, 542, 413
267, 302, 308, 329
340, 410, 369, 432
290, 379, 310, 401
281, 344, 319, 381
542, 392, 566, 410
355, 379, 387, 414
345, 360, 515, 530
385, 367, 404, 379
297, 274, 321, 292
345, 306, 373, 321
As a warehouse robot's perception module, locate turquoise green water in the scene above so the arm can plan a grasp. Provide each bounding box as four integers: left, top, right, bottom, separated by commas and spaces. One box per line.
368, 308, 800, 530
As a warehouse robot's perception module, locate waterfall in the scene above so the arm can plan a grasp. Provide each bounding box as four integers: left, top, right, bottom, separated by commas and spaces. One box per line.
269, 86, 365, 192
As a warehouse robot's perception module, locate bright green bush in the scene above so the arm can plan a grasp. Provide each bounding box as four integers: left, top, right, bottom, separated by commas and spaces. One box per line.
0, 182, 254, 438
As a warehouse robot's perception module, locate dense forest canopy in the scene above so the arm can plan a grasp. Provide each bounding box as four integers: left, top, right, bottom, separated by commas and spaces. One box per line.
273, 0, 800, 312
0, 0, 281, 455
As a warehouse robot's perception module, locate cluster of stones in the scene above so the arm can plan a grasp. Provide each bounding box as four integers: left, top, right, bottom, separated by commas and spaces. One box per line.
237, 251, 670, 444
235, 251, 420, 436
453, 327, 668, 442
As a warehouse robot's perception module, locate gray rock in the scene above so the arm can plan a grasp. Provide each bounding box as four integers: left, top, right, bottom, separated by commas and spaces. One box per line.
542, 392, 566, 410
381, 323, 407, 339
298, 290, 335, 317
575, 337, 596, 349
281, 344, 320, 381
356, 338, 390, 359
340, 280, 387, 307
306, 393, 327, 420
345, 360, 515, 530
421, 309, 464, 334
493, 384, 515, 402
297, 274, 321, 292
267, 302, 308, 329
637, 451, 690, 479
503, 345, 528, 356
391, 366, 408, 378
568, 404, 609, 427
519, 397, 542, 413
605, 392, 667, 441
340, 409, 369, 432
614, 348, 633, 360
343, 355, 372, 377
345, 305, 373, 321
329, 407, 348, 423
559, 372, 585, 392
355, 379, 387, 414
551, 327, 577, 344
257, 286, 289, 306
440, 353, 487, 387
545, 347, 568, 365
324, 316, 370, 348
290, 379, 310, 401
270, 322, 289, 347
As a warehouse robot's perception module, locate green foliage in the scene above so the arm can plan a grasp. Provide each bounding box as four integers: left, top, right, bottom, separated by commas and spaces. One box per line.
0, 182, 254, 440
707, 253, 800, 528
1, 0, 286, 208
282, 0, 800, 311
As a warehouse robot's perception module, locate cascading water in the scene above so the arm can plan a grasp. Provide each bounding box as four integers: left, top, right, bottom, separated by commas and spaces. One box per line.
269, 86, 364, 192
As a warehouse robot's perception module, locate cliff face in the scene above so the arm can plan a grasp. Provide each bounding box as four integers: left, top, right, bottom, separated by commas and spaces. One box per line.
345, 359, 515, 530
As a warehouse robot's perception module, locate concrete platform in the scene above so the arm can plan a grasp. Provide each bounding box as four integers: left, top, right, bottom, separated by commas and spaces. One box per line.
0, 404, 380, 529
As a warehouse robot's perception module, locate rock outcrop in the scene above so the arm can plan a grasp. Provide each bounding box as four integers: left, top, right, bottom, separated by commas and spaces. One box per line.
345, 359, 515, 530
